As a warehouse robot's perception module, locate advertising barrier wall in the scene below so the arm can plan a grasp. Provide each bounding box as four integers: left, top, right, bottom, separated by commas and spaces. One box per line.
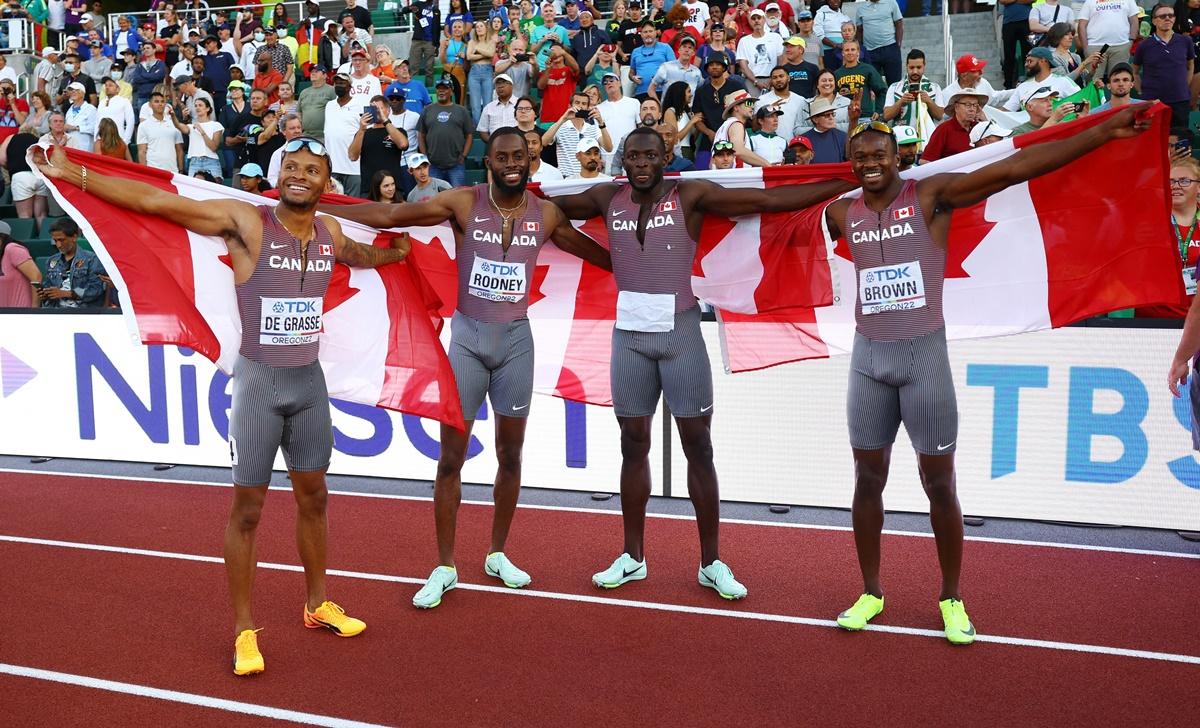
2, 314, 1198, 531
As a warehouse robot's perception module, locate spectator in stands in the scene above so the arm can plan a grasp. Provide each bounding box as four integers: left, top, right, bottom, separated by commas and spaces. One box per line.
747, 106, 786, 164
94, 117, 131, 161
173, 95, 223, 179
968, 119, 1014, 148
796, 69, 850, 135
0, 222, 41, 309
1139, 157, 1200, 317
833, 41, 886, 118
778, 36, 819, 98
444, 0, 473, 40
273, 81, 299, 117
610, 96, 664, 173
800, 96, 849, 163
999, 0, 1035, 89
477, 73, 518, 143
762, 3, 790, 40
56, 53, 97, 112
317, 20, 344, 75
1003, 46, 1080, 111
418, 74, 473, 187
249, 47, 284, 106
717, 88, 771, 166
755, 66, 805, 143
736, 10, 783, 92
922, 87, 984, 161
346, 47, 382, 104
1095, 61, 1136, 110
1133, 4, 1195, 130
892, 125, 920, 170
692, 53, 739, 169
368, 170, 399, 203
630, 20, 676, 99
855, 0, 903, 85
439, 19, 468, 105
661, 81, 699, 161
1078, 0, 1140, 81
385, 88, 421, 187
338, 15, 374, 60
405, 152, 452, 202
1044, 22, 1101, 85
532, 4, 571, 68
96, 76, 133, 144
339, 0, 373, 36
137, 91, 183, 172
40, 109, 71, 150
83, 39, 112, 82
489, 0, 511, 27
656, 123, 695, 172
697, 23, 734, 70
496, 37, 537, 100
401, 0, 440, 87
226, 87, 267, 181
523, 128, 562, 182
63, 82, 96, 149
1010, 86, 1075, 135
467, 20, 499, 124
615, 3, 643, 62
351, 96, 408, 199
38, 218, 107, 309
175, 73, 213, 124
882, 49, 943, 149
372, 45, 399, 85
0, 54, 16, 88
172, 42, 197, 79
814, 0, 851, 72
112, 14, 137, 57
939, 54, 995, 109
597, 71, 642, 164
572, 137, 613, 180
322, 74, 363, 195
1031, 0, 1075, 41
0, 79, 27, 128
217, 80, 247, 176
710, 138, 737, 168
24, 92, 53, 137
237, 17, 267, 80
4, 125, 47, 224
792, 12, 821, 67
544, 88, 611, 178
387, 61, 433, 115
236, 162, 271, 193
572, 8, 610, 71
256, 26, 294, 80
538, 45, 582, 122
662, 4, 703, 50
128, 41, 165, 110
786, 135, 814, 165
651, 35, 703, 99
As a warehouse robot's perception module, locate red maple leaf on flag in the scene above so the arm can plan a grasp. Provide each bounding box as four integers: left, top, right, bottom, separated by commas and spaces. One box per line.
528, 264, 550, 306
323, 263, 360, 313
945, 202, 996, 279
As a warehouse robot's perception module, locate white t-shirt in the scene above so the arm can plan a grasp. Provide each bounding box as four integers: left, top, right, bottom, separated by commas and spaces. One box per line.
239, 41, 265, 79
754, 90, 806, 141
596, 95, 640, 171
531, 162, 564, 183
1005, 74, 1080, 112
48, 0, 65, 30
736, 32, 785, 79
1030, 2, 1075, 31
187, 120, 223, 159
348, 73, 382, 104
390, 110, 421, 163
323, 98, 362, 175
747, 133, 786, 165
136, 115, 184, 172
683, 0, 710, 33
96, 95, 135, 143
1079, 0, 1139, 46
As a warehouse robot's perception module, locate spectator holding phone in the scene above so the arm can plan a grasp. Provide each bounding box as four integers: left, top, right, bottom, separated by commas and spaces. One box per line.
350, 96, 408, 201
538, 45, 581, 122
38, 218, 107, 309
542, 88, 612, 178
882, 49, 943, 150
1078, 0, 1140, 81
1010, 86, 1076, 135
531, 4, 571, 68
1133, 3, 1195, 130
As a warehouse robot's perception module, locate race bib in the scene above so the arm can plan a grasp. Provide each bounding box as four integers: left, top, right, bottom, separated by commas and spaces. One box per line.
858, 261, 926, 315
419, 17, 429, 27
1185, 266, 1198, 296
468, 256, 527, 303
616, 291, 675, 332
259, 296, 323, 345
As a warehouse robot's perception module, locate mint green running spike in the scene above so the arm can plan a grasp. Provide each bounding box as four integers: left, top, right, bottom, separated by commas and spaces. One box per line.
698, 559, 747, 600
484, 552, 531, 588
592, 553, 647, 589
412, 565, 457, 609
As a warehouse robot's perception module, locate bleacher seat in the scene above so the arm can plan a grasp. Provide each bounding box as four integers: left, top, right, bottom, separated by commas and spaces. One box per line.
4, 217, 36, 241
469, 138, 486, 158
39, 216, 66, 236
466, 169, 487, 186
0, 187, 11, 205
23, 239, 56, 259
34, 255, 52, 276
0, 204, 17, 219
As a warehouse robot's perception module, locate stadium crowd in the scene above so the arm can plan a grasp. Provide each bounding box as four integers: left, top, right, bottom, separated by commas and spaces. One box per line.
0, 0, 1195, 317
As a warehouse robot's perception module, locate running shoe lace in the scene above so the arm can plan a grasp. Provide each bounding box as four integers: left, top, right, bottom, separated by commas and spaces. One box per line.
322, 601, 347, 619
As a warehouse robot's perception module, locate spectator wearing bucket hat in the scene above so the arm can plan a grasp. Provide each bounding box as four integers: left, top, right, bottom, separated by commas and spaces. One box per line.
800, 95, 849, 163
921, 86, 987, 162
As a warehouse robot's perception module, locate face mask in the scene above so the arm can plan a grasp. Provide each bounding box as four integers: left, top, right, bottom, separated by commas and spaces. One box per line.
111, 71, 122, 80
334, 85, 348, 97
254, 31, 265, 42
277, 28, 288, 38
64, 64, 76, 72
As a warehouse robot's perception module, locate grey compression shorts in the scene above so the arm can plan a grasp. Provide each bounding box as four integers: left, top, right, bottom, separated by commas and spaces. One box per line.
611, 305, 714, 418
228, 354, 333, 486
847, 327, 958, 456
449, 311, 535, 420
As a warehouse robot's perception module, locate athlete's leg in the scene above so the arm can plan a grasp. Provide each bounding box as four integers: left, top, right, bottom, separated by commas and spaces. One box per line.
618, 415, 654, 562
851, 446, 892, 598
918, 452, 962, 601
289, 469, 330, 612
225, 483, 269, 634
490, 414, 528, 553
675, 414, 720, 566
434, 422, 475, 566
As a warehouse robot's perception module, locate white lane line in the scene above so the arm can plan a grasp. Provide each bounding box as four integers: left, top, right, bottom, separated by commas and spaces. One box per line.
4, 534, 1199, 667
3, 467, 1198, 561
0, 663, 393, 728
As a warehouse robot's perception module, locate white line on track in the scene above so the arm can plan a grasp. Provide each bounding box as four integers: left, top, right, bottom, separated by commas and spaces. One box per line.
3, 533, 1198, 667
3, 467, 1198, 562
0, 663, 393, 728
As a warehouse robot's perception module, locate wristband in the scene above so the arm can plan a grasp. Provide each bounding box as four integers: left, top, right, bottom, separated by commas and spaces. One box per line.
598, 123, 606, 128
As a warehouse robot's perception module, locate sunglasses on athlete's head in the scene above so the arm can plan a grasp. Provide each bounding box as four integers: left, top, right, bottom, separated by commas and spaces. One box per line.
282, 137, 329, 157
849, 119, 892, 139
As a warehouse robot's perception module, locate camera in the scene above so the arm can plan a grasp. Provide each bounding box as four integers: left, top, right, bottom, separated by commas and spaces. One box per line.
515, 52, 529, 62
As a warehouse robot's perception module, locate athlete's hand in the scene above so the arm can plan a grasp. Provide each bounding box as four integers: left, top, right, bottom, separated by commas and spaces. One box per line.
31, 143, 75, 181
1101, 105, 1151, 141
1169, 358, 1191, 398
390, 233, 410, 256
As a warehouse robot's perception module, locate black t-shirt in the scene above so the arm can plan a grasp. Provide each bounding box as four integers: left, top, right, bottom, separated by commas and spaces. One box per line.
782, 61, 821, 98
5, 132, 35, 174
692, 78, 739, 151
338, 6, 373, 33
57, 73, 97, 112
231, 110, 263, 166
617, 20, 641, 56
257, 129, 285, 170
360, 125, 407, 193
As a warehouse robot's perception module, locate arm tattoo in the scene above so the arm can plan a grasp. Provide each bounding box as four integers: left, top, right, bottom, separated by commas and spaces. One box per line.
336, 238, 407, 268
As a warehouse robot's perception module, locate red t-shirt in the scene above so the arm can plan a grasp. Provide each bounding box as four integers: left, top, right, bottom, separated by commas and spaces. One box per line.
661, 27, 703, 55
920, 118, 973, 163
253, 68, 284, 105
1135, 220, 1196, 318
540, 66, 578, 123
0, 97, 30, 128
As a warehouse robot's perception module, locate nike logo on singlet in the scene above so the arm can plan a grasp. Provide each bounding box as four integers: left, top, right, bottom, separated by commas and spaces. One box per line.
701, 403, 713, 412
612, 208, 628, 216
850, 219, 866, 228
270, 242, 286, 249
474, 215, 489, 222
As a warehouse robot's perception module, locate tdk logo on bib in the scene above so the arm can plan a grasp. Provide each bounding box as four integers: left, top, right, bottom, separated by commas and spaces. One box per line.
859, 260, 927, 315
260, 296, 323, 345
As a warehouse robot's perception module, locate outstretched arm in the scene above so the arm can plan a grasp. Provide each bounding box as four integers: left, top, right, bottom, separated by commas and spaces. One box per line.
319, 215, 409, 268
546, 182, 620, 222
546, 203, 611, 271
32, 144, 255, 240
317, 188, 471, 229
688, 177, 857, 217
929, 105, 1150, 211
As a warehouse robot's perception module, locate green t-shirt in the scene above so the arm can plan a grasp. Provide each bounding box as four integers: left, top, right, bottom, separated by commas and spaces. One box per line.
834, 62, 888, 116
297, 84, 337, 139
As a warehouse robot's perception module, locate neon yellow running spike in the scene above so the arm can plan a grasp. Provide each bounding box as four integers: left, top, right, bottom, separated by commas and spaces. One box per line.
939, 598, 976, 645
836, 593, 884, 630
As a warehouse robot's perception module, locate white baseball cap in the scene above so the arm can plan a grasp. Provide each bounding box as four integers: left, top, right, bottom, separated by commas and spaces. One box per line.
406, 152, 430, 169
577, 138, 601, 154
969, 119, 1013, 146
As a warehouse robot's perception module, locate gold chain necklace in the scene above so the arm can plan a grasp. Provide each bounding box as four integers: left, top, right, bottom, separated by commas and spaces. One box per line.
488, 183, 526, 226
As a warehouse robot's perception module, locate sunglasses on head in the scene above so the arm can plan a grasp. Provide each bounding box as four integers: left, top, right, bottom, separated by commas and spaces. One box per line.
282, 137, 328, 157
849, 120, 891, 139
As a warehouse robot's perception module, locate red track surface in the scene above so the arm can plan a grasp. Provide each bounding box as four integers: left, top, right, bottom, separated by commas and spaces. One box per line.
2, 472, 1198, 727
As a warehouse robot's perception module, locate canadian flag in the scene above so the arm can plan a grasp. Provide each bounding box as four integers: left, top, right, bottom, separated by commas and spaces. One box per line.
523, 221, 540, 232
892, 205, 915, 221
659, 199, 678, 213
32, 148, 465, 430
319, 243, 333, 256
